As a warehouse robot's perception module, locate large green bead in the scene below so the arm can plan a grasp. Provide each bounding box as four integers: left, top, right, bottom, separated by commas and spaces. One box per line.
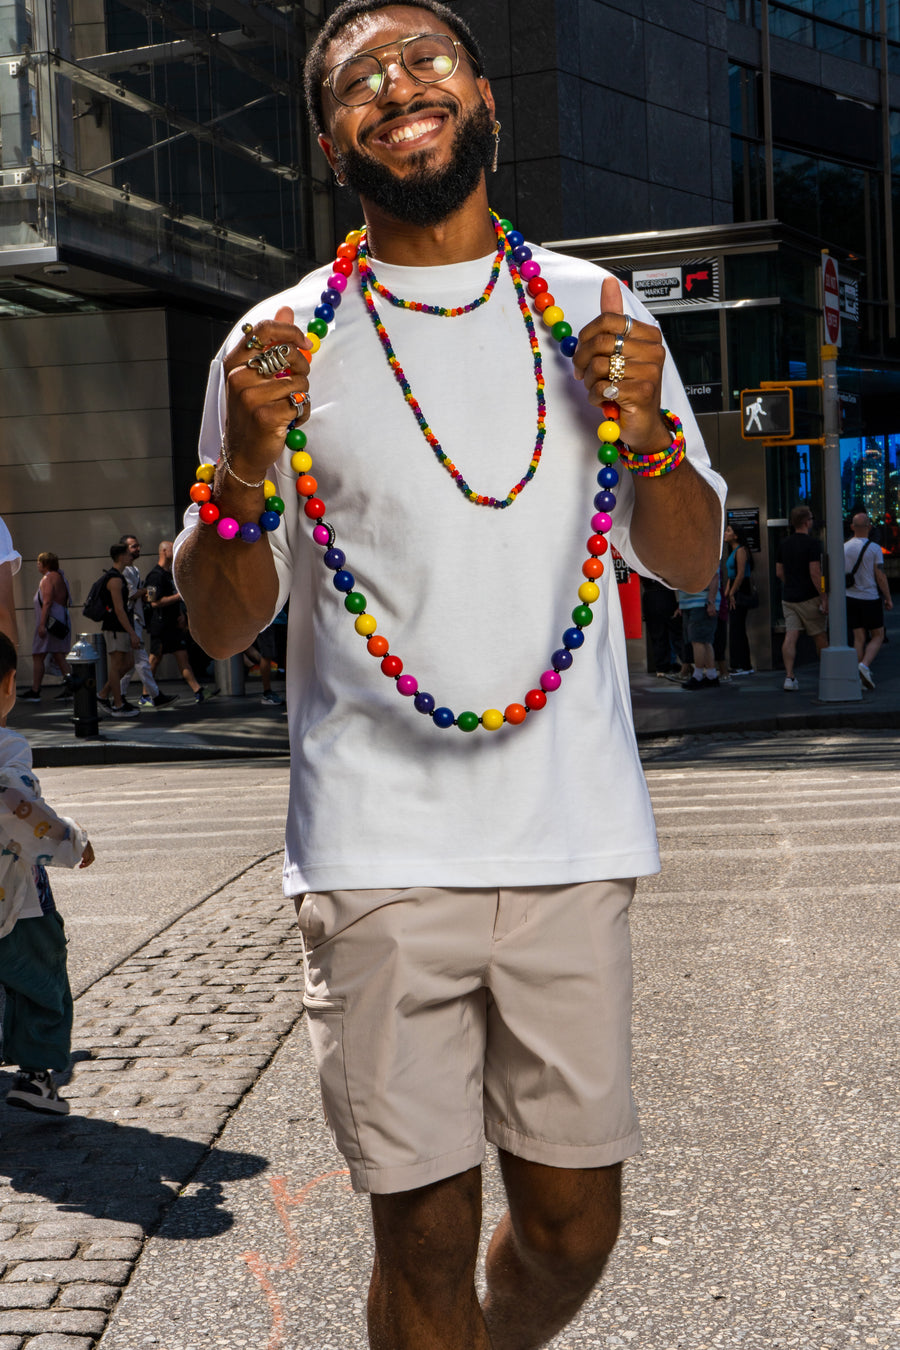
598, 443, 619, 465
552, 321, 573, 343
457, 711, 479, 733
265, 495, 285, 514
572, 605, 593, 628
344, 592, 367, 614
498, 218, 513, 233
286, 428, 307, 450
308, 318, 329, 340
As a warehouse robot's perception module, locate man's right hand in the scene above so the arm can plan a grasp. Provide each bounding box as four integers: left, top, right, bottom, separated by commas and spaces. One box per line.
222, 306, 312, 478
130, 633, 141, 650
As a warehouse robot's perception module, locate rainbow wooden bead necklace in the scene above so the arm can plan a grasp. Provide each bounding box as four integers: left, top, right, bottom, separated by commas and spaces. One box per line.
195, 216, 686, 733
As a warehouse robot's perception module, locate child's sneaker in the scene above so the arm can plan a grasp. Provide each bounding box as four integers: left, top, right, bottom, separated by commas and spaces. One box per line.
6, 1069, 70, 1116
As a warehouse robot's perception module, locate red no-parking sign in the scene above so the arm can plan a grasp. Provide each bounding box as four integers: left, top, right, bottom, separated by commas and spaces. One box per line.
823, 255, 841, 347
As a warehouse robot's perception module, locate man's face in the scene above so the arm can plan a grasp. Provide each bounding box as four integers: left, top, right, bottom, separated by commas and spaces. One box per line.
125, 537, 141, 560
319, 6, 495, 228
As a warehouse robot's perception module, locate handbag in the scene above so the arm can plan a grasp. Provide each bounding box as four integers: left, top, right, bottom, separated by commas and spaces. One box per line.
845, 539, 872, 590
46, 614, 70, 640
735, 578, 759, 609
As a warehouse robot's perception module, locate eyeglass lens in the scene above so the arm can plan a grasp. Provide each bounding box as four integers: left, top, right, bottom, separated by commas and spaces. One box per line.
331, 34, 458, 106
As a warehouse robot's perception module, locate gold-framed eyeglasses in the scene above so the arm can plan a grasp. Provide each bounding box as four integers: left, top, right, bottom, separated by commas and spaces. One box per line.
323, 32, 480, 108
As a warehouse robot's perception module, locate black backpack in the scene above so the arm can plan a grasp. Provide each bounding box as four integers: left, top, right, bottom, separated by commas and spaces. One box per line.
82, 568, 117, 622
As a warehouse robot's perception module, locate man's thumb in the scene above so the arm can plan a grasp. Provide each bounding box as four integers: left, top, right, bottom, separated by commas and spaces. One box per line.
601, 276, 624, 315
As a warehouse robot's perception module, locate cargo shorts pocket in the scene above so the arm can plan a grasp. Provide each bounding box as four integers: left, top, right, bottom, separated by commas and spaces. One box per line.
302, 994, 361, 1163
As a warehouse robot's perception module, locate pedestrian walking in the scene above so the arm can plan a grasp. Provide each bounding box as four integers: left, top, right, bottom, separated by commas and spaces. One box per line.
0, 632, 94, 1115
723, 523, 755, 675
776, 504, 828, 691
678, 572, 721, 689
117, 535, 176, 709
21, 553, 72, 702
174, 2, 726, 1343
145, 542, 215, 703
845, 510, 893, 689
97, 544, 141, 717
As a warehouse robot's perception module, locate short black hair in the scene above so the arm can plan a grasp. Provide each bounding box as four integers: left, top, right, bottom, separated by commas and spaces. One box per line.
0, 631, 16, 683
305, 0, 484, 139
109, 544, 129, 563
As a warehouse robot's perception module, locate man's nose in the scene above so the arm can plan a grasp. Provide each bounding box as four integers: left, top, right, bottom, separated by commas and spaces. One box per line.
375, 55, 417, 102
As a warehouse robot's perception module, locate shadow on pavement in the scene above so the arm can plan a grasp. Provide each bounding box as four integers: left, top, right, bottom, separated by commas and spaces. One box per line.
0, 1085, 269, 1240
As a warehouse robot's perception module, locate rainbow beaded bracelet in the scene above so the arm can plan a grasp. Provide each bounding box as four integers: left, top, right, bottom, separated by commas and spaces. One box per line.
615, 410, 686, 478
189, 462, 286, 541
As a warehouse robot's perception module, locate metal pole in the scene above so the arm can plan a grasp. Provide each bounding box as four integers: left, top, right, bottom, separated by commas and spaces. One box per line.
817, 341, 861, 701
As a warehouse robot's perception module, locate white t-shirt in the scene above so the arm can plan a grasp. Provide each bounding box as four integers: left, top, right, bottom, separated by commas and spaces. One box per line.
183, 244, 726, 895
0, 516, 21, 573
844, 536, 883, 600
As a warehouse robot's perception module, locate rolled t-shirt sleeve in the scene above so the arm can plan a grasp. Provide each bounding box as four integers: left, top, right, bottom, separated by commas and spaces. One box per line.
607, 299, 726, 581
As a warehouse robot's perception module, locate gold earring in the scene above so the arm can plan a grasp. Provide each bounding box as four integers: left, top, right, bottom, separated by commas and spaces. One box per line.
492, 120, 501, 173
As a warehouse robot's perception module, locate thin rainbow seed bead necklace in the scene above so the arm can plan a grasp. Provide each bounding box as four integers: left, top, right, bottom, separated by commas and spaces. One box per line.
358, 213, 546, 509
280, 217, 623, 733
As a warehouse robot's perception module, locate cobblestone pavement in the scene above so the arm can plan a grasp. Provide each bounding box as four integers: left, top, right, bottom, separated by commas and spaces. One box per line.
0, 853, 302, 1349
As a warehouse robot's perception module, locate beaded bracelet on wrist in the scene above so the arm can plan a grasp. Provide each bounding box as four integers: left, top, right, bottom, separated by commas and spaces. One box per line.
189, 461, 286, 542
616, 410, 686, 477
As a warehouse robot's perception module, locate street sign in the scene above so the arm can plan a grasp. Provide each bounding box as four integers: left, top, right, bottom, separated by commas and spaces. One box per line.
740, 388, 794, 439
823, 254, 841, 346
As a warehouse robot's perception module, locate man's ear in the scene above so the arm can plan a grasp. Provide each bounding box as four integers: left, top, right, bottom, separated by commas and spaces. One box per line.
318, 133, 338, 174
478, 78, 496, 124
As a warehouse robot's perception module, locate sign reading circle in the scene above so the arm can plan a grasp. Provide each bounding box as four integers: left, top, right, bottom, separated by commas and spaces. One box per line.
823, 255, 841, 346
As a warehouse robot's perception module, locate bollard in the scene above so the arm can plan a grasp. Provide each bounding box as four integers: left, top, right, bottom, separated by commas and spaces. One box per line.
214, 653, 245, 697
67, 633, 101, 738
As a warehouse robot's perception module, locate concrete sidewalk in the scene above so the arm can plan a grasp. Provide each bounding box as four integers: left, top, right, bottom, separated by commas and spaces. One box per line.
11, 607, 900, 766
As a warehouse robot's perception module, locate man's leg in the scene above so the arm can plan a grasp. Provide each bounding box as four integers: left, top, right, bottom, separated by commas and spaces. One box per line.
108, 650, 126, 707
814, 631, 829, 656
482, 1154, 621, 1350
368, 1167, 490, 1350
861, 626, 884, 668
782, 628, 799, 677
174, 648, 201, 694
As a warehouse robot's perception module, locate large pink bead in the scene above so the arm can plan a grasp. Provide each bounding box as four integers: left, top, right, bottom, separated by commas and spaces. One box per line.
312, 524, 331, 545
216, 516, 239, 540
397, 674, 418, 697
520, 259, 540, 280
592, 511, 613, 534
540, 669, 562, 692
328, 273, 348, 292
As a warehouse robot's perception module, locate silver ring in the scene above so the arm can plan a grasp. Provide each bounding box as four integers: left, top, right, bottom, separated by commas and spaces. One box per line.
622, 314, 633, 338
289, 391, 308, 411
613, 331, 625, 357
603, 384, 620, 400
248, 344, 292, 378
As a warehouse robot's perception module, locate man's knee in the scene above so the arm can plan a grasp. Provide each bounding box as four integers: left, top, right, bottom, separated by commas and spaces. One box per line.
371, 1168, 482, 1288
501, 1156, 621, 1285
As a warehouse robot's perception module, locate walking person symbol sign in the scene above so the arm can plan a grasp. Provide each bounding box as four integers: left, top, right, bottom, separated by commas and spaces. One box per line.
740, 388, 794, 440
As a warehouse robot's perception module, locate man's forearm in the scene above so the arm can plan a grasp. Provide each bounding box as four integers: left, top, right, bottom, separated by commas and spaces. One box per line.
629, 461, 721, 592
175, 476, 279, 658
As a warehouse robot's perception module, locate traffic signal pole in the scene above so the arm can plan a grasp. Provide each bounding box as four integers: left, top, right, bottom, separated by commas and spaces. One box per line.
817, 343, 861, 702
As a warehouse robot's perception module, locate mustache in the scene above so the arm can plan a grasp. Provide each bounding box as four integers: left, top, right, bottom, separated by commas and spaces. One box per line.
360, 97, 458, 144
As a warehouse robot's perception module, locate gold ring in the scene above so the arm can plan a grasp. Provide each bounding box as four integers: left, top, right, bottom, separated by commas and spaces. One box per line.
608, 352, 626, 383
242, 322, 265, 352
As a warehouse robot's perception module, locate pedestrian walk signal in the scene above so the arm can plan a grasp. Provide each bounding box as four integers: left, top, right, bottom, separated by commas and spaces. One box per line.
740, 388, 794, 440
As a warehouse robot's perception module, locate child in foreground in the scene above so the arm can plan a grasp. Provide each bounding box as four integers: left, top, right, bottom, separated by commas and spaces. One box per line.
0, 632, 93, 1115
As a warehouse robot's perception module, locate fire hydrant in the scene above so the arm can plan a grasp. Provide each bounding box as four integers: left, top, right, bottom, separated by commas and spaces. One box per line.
66, 633, 101, 738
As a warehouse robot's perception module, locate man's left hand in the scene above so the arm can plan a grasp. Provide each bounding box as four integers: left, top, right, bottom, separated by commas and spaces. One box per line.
573, 276, 671, 455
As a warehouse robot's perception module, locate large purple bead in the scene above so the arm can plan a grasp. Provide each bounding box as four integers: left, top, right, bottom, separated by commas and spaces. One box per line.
552, 648, 574, 671
324, 548, 346, 570
594, 490, 617, 512
414, 691, 435, 715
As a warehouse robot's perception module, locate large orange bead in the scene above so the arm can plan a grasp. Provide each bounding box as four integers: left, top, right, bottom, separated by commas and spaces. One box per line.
367, 635, 389, 657
189, 482, 212, 503
296, 475, 318, 497
582, 557, 604, 578
504, 703, 527, 725
534, 292, 555, 313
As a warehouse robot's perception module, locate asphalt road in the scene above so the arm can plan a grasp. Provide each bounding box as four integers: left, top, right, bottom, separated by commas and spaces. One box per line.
17, 736, 900, 1349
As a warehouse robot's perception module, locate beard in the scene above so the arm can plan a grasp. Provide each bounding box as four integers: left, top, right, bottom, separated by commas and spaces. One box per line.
333, 97, 495, 228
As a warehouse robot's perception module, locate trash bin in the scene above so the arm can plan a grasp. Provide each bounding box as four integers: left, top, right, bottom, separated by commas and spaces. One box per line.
67, 633, 101, 738
214, 653, 245, 696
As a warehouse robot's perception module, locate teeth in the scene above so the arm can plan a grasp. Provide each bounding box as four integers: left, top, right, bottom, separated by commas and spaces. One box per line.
387, 118, 438, 145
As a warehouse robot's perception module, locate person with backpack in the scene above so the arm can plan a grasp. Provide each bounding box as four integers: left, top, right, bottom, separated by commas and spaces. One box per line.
94, 545, 141, 718
845, 510, 893, 689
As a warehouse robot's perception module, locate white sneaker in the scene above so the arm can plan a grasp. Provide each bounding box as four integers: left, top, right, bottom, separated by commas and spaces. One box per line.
858, 663, 875, 690
783, 676, 799, 691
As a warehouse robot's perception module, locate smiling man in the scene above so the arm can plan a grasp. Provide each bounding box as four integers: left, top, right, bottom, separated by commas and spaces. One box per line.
175, 3, 725, 1347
